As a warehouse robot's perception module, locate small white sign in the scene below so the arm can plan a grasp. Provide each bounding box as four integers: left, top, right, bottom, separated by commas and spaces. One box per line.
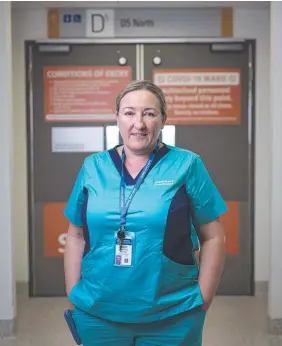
106, 126, 120, 149
162, 125, 175, 146
52, 127, 104, 153
85, 9, 115, 37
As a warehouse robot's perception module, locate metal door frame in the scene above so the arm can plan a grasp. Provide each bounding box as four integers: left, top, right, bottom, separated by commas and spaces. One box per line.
25, 38, 255, 296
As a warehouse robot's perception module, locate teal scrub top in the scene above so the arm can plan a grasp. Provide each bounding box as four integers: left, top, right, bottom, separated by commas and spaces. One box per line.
64, 144, 228, 323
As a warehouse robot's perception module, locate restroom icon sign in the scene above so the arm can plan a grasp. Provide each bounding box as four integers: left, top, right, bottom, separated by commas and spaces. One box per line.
73, 14, 82, 23
63, 14, 72, 23
63, 14, 82, 24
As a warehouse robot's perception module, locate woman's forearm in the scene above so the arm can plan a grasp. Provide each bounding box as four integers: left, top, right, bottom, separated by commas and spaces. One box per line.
198, 232, 225, 305
64, 225, 85, 297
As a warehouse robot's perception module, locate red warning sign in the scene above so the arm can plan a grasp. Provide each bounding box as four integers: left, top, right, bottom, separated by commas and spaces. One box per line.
153, 68, 241, 125
44, 66, 132, 122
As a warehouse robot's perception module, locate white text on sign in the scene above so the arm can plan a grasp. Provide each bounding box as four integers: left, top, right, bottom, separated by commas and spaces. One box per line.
154, 72, 240, 86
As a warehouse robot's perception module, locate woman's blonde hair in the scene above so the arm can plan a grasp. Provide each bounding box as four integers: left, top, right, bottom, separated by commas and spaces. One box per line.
116, 80, 167, 122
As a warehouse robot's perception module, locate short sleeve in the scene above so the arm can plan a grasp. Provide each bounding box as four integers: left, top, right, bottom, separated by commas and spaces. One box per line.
186, 155, 228, 225
64, 164, 86, 227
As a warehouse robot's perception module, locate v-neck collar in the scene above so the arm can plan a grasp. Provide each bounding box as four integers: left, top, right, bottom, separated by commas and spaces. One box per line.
108, 144, 170, 186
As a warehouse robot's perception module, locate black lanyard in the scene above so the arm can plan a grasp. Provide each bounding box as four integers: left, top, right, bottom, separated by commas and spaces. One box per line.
117, 144, 160, 249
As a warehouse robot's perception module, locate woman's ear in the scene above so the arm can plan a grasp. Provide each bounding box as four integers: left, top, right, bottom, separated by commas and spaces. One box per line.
116, 111, 120, 127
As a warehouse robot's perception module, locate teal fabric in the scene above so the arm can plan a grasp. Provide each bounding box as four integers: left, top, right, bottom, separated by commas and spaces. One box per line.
65, 145, 228, 323
72, 306, 206, 346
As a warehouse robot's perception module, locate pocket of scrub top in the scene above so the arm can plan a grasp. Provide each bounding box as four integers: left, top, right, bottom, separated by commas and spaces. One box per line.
80, 237, 115, 288
80, 242, 99, 276
163, 185, 196, 266
157, 254, 199, 297
81, 254, 94, 276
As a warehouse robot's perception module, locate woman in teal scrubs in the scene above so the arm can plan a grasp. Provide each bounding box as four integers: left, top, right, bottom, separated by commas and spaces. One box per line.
63, 80, 227, 345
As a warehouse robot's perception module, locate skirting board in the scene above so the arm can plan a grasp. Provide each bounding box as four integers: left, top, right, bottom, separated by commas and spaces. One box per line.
255, 281, 268, 297
0, 319, 14, 338
269, 318, 282, 335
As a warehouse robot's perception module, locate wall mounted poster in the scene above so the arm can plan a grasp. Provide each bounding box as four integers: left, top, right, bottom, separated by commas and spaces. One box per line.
153, 68, 241, 125
44, 66, 132, 122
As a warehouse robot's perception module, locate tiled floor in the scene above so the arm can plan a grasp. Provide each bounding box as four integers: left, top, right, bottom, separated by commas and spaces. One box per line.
0, 287, 281, 346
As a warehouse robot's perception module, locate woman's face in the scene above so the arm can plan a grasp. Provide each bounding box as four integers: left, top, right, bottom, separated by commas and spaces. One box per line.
116, 90, 165, 154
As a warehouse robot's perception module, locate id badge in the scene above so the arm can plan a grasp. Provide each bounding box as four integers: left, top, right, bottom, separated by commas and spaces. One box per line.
114, 231, 135, 267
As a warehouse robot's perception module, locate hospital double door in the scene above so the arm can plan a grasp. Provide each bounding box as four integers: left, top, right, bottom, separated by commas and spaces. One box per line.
26, 39, 254, 297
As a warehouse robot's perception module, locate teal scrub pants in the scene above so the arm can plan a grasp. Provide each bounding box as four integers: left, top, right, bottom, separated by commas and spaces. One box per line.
72, 306, 206, 346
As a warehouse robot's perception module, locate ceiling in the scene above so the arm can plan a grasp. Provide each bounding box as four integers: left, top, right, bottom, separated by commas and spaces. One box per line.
12, 1, 270, 10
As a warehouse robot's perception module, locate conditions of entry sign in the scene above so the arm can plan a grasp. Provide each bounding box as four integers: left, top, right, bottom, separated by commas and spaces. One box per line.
153, 68, 241, 125
44, 66, 132, 122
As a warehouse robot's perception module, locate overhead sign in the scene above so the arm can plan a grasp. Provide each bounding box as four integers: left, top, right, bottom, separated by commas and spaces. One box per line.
113, 8, 220, 38
57, 8, 221, 38
153, 68, 241, 125
44, 66, 132, 122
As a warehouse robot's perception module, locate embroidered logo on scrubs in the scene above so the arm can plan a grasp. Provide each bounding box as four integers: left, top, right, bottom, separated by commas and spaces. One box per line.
154, 180, 174, 186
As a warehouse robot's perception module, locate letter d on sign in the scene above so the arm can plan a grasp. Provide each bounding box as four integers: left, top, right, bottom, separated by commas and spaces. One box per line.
86, 9, 115, 37
92, 14, 105, 33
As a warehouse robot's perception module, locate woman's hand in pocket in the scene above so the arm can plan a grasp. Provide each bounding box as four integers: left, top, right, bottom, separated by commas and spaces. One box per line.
201, 300, 211, 312
199, 283, 214, 312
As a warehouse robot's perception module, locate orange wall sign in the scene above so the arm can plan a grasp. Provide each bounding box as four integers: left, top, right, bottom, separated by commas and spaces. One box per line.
44, 202, 68, 257
153, 68, 241, 125
44, 201, 239, 257
44, 66, 132, 122
221, 201, 239, 256
195, 201, 239, 256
